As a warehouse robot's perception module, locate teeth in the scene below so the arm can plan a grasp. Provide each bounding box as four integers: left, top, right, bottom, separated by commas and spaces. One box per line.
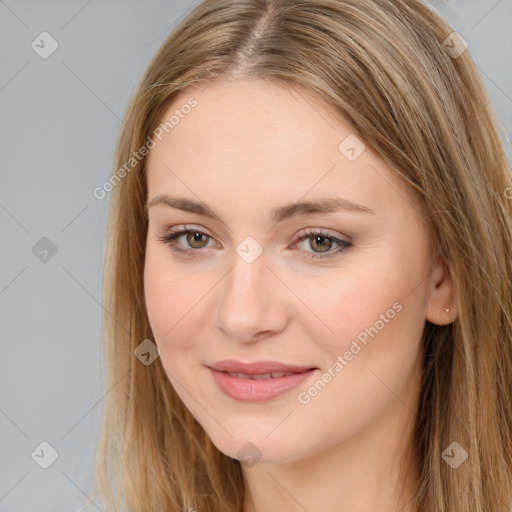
249, 373, 272, 380
227, 371, 297, 379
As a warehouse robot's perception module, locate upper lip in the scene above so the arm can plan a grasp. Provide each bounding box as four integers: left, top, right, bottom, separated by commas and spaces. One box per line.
207, 359, 317, 374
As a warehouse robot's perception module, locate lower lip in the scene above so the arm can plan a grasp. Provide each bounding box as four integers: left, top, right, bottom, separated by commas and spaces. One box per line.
209, 368, 317, 402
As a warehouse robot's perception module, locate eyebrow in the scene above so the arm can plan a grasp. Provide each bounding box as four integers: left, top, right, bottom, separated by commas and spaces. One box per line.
146, 194, 375, 224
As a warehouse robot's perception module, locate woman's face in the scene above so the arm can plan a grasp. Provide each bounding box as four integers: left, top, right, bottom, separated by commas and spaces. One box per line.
144, 78, 452, 465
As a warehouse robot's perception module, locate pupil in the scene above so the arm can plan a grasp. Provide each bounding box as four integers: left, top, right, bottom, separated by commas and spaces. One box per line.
314, 235, 330, 252
187, 232, 205, 248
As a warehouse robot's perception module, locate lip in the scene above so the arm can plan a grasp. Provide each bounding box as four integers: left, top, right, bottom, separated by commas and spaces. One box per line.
206, 360, 319, 402
207, 359, 317, 374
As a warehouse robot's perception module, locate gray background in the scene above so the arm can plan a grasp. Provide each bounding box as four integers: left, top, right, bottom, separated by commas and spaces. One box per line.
0, 1, 510, 511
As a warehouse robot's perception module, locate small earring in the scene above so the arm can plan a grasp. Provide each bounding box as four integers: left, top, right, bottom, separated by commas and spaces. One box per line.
445, 308, 450, 312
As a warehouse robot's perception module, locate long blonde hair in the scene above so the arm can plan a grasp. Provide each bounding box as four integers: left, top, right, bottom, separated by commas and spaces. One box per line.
88, 1, 512, 511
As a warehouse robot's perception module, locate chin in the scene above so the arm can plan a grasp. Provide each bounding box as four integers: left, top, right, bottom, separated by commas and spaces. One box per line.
205, 426, 305, 466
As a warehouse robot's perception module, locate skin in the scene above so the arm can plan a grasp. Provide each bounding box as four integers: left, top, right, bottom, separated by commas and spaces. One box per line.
143, 78, 458, 512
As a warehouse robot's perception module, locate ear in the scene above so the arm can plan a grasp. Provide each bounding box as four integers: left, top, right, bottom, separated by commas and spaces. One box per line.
425, 256, 458, 325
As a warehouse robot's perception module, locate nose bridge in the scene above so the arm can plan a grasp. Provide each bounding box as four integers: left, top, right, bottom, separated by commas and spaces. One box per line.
214, 246, 285, 341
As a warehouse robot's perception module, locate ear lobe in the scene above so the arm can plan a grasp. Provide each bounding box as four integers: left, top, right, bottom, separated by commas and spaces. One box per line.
425, 257, 458, 325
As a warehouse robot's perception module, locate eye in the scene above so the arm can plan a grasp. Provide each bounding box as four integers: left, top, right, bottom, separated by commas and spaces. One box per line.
156, 225, 353, 261
292, 228, 353, 260
156, 224, 214, 258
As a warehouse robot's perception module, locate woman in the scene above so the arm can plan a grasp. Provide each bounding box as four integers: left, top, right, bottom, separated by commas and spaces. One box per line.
90, 1, 512, 511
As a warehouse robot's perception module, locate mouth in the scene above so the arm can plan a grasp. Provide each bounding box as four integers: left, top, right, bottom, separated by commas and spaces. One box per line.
207, 359, 318, 375
221, 371, 302, 379
208, 366, 319, 402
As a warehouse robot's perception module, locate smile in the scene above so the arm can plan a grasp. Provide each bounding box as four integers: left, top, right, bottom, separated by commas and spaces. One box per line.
209, 368, 318, 402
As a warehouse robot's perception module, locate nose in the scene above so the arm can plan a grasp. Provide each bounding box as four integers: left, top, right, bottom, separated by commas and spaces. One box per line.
214, 250, 289, 344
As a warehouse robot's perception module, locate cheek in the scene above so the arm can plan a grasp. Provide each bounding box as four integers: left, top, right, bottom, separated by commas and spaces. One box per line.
293, 271, 423, 433
293, 263, 394, 349
297, 255, 423, 371
143, 251, 204, 356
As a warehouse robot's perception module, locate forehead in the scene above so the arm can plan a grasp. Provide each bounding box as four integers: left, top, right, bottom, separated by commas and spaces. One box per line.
145, 78, 412, 220
161, 78, 350, 146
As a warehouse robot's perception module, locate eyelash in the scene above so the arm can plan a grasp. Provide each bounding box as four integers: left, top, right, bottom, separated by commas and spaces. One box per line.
156, 224, 353, 261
